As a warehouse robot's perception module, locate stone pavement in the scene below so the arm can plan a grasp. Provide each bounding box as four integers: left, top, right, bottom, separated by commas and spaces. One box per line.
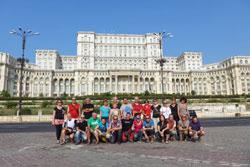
0, 126, 249, 167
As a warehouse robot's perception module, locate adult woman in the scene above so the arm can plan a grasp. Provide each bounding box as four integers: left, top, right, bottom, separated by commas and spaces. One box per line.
170, 97, 180, 124
178, 97, 190, 120
67, 97, 81, 120
52, 99, 66, 144
109, 103, 121, 121
160, 99, 171, 120
142, 99, 152, 119
156, 115, 169, 144
178, 115, 189, 142
100, 99, 111, 123
151, 98, 161, 130
132, 115, 143, 142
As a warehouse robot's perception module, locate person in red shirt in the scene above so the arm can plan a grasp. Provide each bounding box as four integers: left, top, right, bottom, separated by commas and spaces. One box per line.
142, 99, 152, 119
132, 96, 143, 119
67, 97, 81, 119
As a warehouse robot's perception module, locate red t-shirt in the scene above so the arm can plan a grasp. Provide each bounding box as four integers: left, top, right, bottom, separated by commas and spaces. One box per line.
143, 104, 152, 118
68, 104, 80, 118
132, 103, 143, 117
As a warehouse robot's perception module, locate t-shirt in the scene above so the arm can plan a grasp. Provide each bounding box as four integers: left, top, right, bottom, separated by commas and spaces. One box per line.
157, 121, 168, 131
160, 106, 171, 119
88, 117, 101, 131
100, 106, 111, 118
143, 105, 152, 117
121, 119, 133, 131
110, 109, 120, 119
143, 119, 154, 129
76, 121, 87, 131
63, 119, 75, 129
178, 120, 189, 129
54, 107, 65, 120
109, 120, 122, 129
98, 122, 109, 133
167, 119, 176, 129
133, 120, 143, 133
189, 120, 202, 131
68, 104, 80, 119
120, 104, 133, 117
110, 103, 121, 109
170, 104, 178, 120
151, 105, 161, 118
132, 103, 143, 117
82, 103, 94, 119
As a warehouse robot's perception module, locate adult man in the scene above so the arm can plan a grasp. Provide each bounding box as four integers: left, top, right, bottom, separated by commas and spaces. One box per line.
61, 113, 76, 145
87, 112, 101, 144
82, 98, 94, 120
121, 113, 134, 142
110, 96, 121, 109
166, 114, 177, 142
120, 97, 133, 119
143, 115, 155, 143
132, 96, 143, 118
189, 117, 205, 142
75, 114, 88, 144
108, 115, 122, 144
95, 117, 110, 143
67, 97, 81, 120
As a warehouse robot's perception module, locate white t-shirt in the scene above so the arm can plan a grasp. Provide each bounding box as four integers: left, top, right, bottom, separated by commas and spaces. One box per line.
63, 119, 75, 129
160, 106, 171, 119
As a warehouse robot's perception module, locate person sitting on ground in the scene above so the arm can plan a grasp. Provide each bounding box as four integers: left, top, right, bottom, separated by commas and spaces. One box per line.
156, 115, 168, 143
61, 113, 76, 145
75, 114, 88, 144
120, 97, 133, 119
132, 96, 143, 119
108, 115, 123, 144
109, 103, 121, 121
82, 98, 94, 120
178, 115, 189, 142
166, 114, 177, 142
110, 96, 121, 109
87, 112, 101, 144
132, 115, 143, 143
95, 117, 110, 143
121, 113, 134, 142
189, 117, 205, 142
160, 99, 172, 120
52, 99, 66, 144
99, 99, 111, 123
142, 99, 152, 119
143, 115, 155, 143
67, 97, 81, 120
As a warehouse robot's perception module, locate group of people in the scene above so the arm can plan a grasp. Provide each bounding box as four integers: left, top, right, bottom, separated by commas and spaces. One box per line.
52, 96, 205, 145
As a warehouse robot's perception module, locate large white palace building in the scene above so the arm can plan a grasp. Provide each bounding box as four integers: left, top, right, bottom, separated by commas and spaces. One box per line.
0, 31, 250, 97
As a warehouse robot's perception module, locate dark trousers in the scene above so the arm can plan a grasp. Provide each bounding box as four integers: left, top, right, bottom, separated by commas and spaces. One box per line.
55, 125, 62, 140
110, 130, 122, 144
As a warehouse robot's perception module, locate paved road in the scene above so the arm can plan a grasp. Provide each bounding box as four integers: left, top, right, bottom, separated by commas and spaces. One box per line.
0, 117, 249, 133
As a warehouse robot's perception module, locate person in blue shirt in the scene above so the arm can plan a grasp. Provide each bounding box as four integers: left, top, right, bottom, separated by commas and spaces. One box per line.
143, 115, 155, 143
99, 99, 111, 123
95, 117, 110, 143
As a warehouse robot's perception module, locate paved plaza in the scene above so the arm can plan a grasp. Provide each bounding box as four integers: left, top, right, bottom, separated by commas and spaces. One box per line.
0, 126, 249, 167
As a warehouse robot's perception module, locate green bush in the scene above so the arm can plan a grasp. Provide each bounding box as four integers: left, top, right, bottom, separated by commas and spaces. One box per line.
23, 101, 36, 105
228, 99, 241, 103
17, 108, 32, 115
2, 102, 18, 108
0, 90, 11, 97
40, 101, 53, 108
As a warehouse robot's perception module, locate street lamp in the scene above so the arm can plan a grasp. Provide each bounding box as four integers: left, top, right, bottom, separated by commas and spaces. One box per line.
153, 31, 173, 94
10, 27, 39, 116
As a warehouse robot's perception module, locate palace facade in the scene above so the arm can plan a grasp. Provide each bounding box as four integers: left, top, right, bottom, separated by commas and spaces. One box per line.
0, 31, 250, 97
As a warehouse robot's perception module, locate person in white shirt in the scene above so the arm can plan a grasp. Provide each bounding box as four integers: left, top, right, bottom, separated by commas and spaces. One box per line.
160, 99, 171, 120
61, 113, 76, 145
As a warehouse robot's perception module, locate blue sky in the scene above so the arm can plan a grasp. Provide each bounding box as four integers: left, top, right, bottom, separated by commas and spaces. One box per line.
0, 0, 250, 64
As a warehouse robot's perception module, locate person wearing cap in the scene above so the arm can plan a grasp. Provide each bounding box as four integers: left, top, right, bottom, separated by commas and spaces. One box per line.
67, 97, 81, 120
178, 115, 189, 142
160, 99, 171, 120
75, 114, 88, 144
142, 115, 155, 143
95, 117, 110, 143
108, 115, 123, 144
132, 115, 143, 142
132, 96, 143, 119
189, 117, 205, 142
121, 113, 134, 142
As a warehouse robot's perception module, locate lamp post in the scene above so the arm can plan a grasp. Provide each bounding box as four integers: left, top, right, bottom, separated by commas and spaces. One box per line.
154, 31, 173, 94
10, 27, 39, 116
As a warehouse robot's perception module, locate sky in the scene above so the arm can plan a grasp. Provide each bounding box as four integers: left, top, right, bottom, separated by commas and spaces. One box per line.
0, 0, 250, 64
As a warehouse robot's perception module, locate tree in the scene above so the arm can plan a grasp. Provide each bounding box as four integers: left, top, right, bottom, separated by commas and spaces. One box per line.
191, 90, 196, 96
144, 90, 150, 96
39, 93, 44, 97
0, 90, 11, 97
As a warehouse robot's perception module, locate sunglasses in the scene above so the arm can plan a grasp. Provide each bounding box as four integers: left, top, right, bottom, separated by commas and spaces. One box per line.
81, 117, 85, 119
